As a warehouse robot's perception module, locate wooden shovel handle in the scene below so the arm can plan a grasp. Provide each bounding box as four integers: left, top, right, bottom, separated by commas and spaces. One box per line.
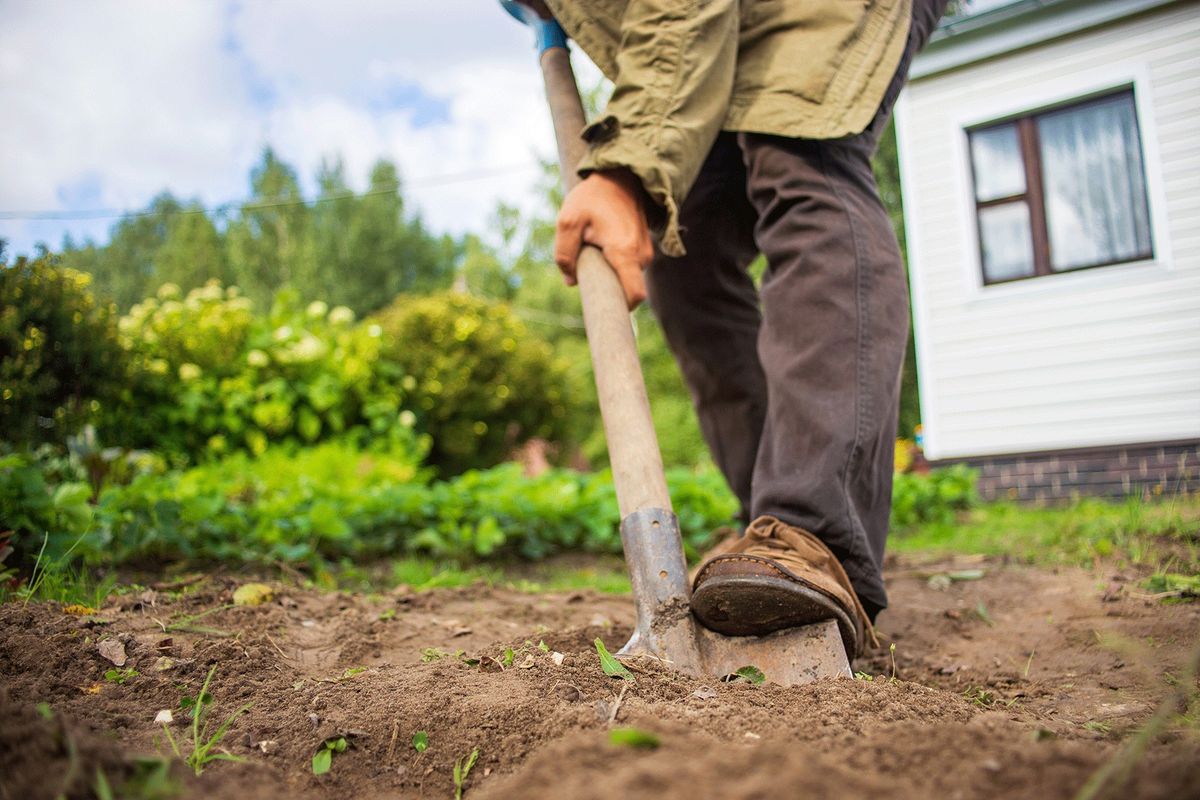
538, 47, 671, 518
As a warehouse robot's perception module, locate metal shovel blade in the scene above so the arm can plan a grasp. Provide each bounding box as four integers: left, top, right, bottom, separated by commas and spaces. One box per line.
617, 508, 852, 686
695, 620, 851, 685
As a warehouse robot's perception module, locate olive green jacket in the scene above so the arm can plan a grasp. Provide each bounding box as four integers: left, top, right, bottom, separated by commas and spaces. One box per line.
543, 0, 912, 255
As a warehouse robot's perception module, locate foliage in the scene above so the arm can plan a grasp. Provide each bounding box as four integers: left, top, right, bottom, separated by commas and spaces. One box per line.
453, 747, 480, 800
91, 440, 428, 564
872, 119, 922, 437
594, 638, 634, 681
0, 451, 94, 564
608, 728, 661, 749
372, 291, 579, 475
161, 666, 251, 776
6, 436, 729, 568
106, 281, 426, 462
312, 736, 348, 775
891, 493, 1200, 573
59, 149, 457, 316
0, 256, 127, 446
890, 466, 979, 528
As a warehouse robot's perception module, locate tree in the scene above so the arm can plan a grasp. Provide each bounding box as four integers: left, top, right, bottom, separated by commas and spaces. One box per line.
59, 193, 185, 309
307, 158, 457, 316
225, 147, 317, 306
871, 119, 921, 437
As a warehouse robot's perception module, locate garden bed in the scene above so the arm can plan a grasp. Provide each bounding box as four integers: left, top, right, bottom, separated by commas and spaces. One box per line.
2, 553, 1197, 799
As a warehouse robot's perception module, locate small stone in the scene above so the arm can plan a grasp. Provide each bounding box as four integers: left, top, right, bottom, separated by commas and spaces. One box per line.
97, 638, 127, 667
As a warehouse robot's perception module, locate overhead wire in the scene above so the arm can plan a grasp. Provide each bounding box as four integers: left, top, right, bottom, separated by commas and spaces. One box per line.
0, 162, 545, 221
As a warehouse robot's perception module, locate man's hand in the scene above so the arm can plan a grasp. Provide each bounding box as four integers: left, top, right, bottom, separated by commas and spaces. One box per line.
554, 169, 654, 310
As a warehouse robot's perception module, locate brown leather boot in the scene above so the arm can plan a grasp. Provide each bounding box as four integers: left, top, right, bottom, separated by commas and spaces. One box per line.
691, 516, 878, 658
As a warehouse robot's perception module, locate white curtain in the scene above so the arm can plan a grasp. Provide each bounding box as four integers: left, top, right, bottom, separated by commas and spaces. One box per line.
1038, 93, 1152, 271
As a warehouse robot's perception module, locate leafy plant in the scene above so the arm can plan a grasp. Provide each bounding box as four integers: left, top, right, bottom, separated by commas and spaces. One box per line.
412, 731, 428, 753
608, 728, 660, 749
95, 757, 178, 800
312, 736, 348, 775
179, 689, 212, 719
594, 638, 633, 681
890, 466, 979, 528
722, 666, 765, 685
161, 666, 251, 775
105, 667, 138, 684
452, 747, 479, 800
0, 452, 94, 565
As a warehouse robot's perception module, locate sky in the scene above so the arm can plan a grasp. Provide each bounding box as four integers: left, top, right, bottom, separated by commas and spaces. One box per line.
0, 0, 602, 258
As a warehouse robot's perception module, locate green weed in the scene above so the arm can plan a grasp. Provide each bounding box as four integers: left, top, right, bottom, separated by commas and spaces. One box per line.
453, 747, 480, 800
964, 686, 996, 708
594, 638, 633, 681
104, 667, 138, 684
312, 736, 348, 775
722, 666, 765, 685
412, 731, 428, 753
161, 666, 251, 775
608, 728, 660, 749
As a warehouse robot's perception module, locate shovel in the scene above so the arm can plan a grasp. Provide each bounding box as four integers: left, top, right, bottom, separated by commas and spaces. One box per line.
502, 1, 852, 686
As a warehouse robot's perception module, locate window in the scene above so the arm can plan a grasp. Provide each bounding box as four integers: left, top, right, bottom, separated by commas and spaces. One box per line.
968, 90, 1153, 285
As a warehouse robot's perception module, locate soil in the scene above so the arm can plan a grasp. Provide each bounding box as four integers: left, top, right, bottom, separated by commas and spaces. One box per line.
2, 554, 1198, 800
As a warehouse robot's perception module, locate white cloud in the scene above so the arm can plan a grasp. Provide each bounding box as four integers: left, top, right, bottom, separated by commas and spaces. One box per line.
0, 0, 599, 257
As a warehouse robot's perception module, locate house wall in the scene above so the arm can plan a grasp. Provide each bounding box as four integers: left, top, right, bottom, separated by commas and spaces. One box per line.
895, 1, 1200, 462
932, 440, 1199, 503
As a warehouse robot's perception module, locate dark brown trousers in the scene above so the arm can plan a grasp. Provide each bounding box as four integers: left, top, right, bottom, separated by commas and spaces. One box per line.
646, 0, 945, 619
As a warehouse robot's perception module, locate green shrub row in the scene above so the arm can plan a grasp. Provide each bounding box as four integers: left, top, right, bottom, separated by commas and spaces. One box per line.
2, 443, 977, 570
1, 442, 736, 566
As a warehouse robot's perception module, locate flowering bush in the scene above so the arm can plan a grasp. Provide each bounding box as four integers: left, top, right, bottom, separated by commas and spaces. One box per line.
0, 257, 126, 446
104, 281, 425, 462
372, 292, 580, 475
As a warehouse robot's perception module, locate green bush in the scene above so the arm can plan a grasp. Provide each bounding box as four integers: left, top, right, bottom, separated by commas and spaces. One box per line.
105, 281, 426, 462
81, 444, 736, 566
0, 257, 126, 445
372, 292, 580, 475
890, 466, 979, 528
0, 451, 94, 564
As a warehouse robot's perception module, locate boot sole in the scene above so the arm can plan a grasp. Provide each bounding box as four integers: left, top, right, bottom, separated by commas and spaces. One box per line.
691, 574, 859, 658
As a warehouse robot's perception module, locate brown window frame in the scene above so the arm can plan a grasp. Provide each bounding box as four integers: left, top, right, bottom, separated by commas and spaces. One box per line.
968, 89, 1155, 286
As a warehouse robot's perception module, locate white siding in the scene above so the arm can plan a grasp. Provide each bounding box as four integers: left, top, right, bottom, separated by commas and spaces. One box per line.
896, 2, 1200, 460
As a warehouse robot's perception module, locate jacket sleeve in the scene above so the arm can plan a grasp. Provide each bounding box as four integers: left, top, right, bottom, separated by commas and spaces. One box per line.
573, 0, 738, 257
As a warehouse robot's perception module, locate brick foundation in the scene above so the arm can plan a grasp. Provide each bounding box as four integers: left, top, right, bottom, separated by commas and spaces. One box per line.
930, 440, 1200, 503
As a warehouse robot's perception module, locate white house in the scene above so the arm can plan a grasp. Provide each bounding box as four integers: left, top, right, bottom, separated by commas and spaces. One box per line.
895, 0, 1199, 500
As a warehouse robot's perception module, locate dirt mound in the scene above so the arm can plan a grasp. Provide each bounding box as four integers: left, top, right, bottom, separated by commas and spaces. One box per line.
1, 559, 1197, 799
